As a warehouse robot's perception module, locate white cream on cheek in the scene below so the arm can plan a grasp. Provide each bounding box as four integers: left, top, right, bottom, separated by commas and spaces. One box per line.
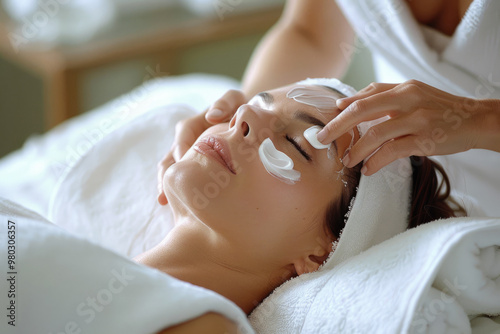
256, 85, 356, 185
288, 85, 357, 187
258, 138, 301, 184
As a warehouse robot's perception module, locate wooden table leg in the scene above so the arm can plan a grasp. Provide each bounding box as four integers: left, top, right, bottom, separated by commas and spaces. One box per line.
44, 68, 79, 130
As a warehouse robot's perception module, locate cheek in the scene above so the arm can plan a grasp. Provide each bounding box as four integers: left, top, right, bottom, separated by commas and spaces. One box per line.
164, 159, 210, 210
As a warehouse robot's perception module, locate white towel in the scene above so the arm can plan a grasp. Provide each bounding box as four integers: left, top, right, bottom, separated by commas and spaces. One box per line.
0, 198, 255, 334
249, 217, 500, 333
48, 105, 194, 258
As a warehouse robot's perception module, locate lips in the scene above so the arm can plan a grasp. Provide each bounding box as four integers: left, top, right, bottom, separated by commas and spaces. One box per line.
193, 136, 237, 174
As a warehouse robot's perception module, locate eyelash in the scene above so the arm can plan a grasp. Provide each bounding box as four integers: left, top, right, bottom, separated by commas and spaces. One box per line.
286, 135, 311, 161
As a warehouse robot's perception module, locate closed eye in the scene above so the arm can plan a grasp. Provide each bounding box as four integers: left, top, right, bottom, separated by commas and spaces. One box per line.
286, 135, 311, 161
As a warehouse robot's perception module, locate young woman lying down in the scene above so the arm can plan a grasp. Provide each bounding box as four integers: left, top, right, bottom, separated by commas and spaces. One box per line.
135, 78, 465, 333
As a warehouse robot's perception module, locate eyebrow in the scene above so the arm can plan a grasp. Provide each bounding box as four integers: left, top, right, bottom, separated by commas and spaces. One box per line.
257, 91, 338, 154
293, 110, 325, 127
256, 91, 326, 127
256, 92, 274, 105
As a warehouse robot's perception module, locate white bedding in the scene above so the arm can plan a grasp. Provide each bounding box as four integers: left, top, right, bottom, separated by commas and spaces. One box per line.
0, 198, 255, 334
48, 105, 194, 257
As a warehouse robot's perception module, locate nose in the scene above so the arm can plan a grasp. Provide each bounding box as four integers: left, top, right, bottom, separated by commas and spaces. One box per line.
229, 104, 283, 144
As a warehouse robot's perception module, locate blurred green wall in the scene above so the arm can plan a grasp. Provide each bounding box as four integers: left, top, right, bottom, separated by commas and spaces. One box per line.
0, 33, 374, 158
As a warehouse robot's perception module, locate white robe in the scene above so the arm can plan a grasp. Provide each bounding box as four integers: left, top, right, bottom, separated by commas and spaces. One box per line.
337, 0, 500, 217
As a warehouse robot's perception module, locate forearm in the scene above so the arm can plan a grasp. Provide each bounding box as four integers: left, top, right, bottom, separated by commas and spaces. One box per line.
474, 99, 500, 152
241, 0, 355, 98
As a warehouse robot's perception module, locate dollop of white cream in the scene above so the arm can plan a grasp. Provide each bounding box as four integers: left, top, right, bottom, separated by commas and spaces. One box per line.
286, 86, 337, 113
304, 126, 330, 149
259, 138, 301, 184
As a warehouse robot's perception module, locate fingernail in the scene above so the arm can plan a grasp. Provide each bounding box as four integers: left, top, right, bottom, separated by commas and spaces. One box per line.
361, 165, 367, 175
316, 130, 327, 143
336, 99, 346, 107
342, 149, 350, 166
207, 108, 224, 119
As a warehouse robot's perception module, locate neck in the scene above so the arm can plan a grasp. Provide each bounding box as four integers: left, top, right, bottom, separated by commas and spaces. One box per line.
133, 216, 284, 314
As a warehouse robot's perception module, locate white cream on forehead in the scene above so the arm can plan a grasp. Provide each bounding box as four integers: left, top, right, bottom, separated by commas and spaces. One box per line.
259, 138, 300, 184
286, 86, 338, 113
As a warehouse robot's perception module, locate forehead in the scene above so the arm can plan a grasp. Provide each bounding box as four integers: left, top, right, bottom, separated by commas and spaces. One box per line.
271, 84, 344, 99
255, 84, 344, 122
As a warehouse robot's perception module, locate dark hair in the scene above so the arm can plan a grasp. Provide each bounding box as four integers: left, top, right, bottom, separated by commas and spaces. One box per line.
325, 156, 466, 240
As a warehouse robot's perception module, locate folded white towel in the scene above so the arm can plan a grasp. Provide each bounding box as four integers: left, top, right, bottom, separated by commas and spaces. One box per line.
0, 198, 255, 334
250, 217, 500, 333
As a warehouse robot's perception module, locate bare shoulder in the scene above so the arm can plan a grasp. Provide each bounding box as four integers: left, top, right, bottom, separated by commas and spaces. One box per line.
156, 312, 240, 334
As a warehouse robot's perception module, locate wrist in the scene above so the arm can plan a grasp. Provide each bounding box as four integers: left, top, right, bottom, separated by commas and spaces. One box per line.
474, 99, 500, 152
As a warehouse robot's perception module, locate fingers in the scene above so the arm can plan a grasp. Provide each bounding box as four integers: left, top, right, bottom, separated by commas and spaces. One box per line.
336, 82, 397, 110
157, 156, 173, 205
317, 89, 401, 144
157, 152, 175, 205
173, 142, 193, 162
206, 89, 247, 124
343, 117, 417, 168
156, 90, 245, 205
360, 136, 417, 176
157, 138, 192, 205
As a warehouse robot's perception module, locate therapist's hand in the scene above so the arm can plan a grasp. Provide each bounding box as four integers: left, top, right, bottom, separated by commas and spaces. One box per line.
317, 80, 494, 176
157, 89, 247, 205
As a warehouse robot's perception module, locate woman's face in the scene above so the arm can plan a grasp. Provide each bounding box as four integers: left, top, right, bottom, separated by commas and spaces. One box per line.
164, 84, 359, 271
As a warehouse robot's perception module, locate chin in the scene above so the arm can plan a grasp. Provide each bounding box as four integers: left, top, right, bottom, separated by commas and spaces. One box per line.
163, 157, 227, 219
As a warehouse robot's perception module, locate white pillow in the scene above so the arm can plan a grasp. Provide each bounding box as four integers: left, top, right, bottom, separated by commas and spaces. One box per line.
48, 105, 194, 258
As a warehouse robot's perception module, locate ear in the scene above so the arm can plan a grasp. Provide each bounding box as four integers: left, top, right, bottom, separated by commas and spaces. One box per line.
293, 251, 331, 276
